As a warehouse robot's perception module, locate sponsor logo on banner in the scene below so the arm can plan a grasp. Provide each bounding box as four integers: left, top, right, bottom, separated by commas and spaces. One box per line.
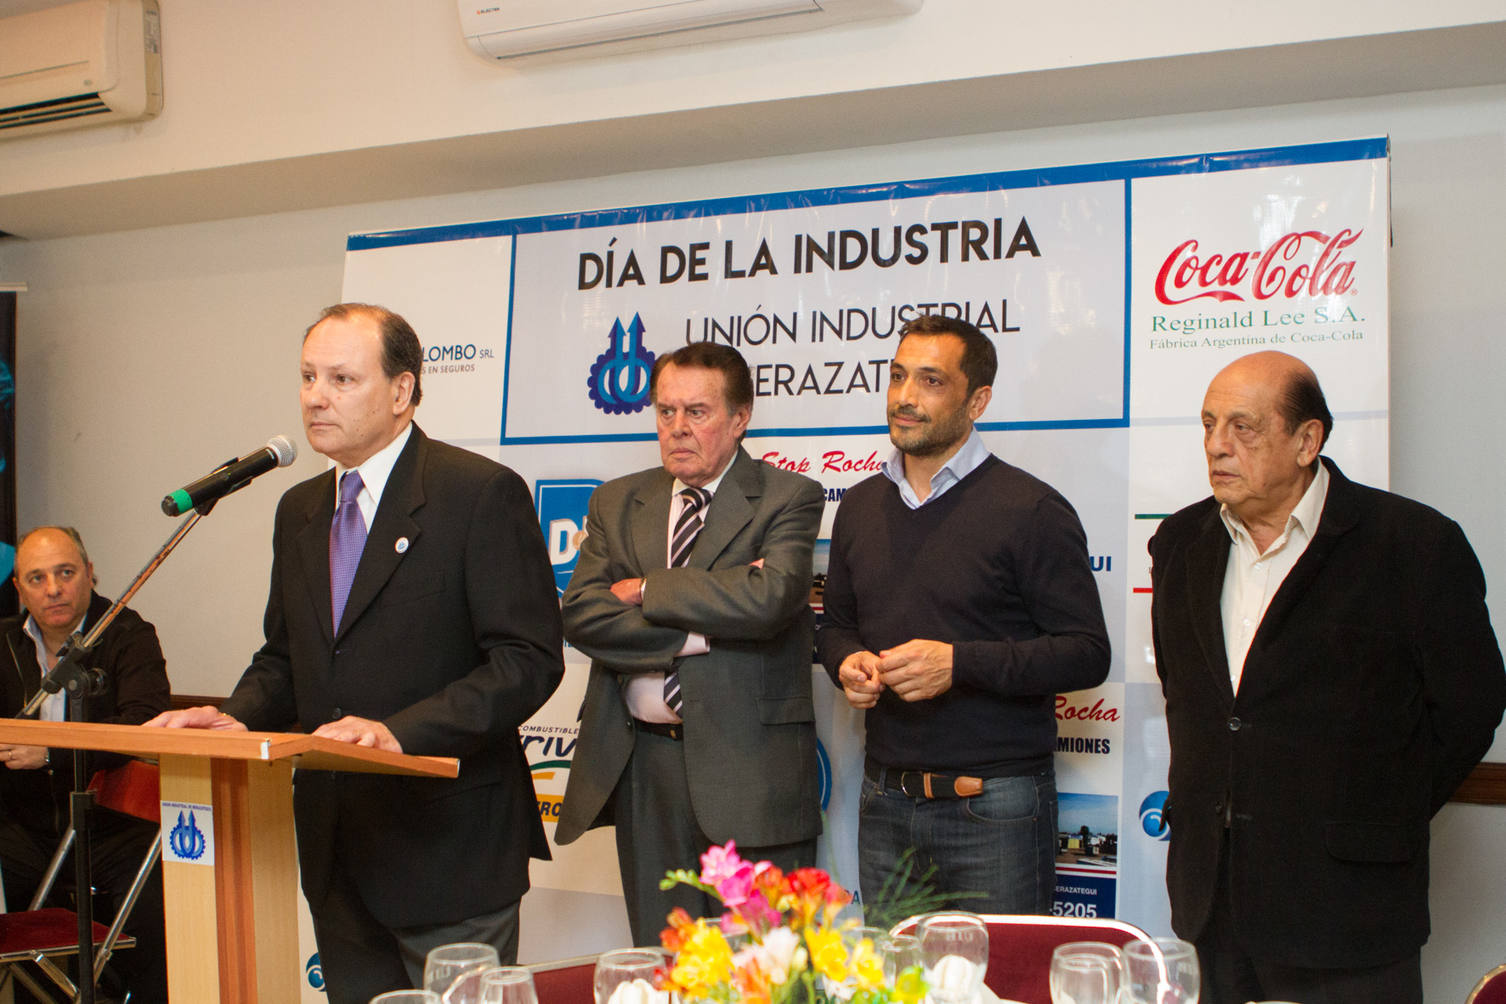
421, 341, 491, 377
1154, 229, 1362, 305
1139, 790, 1170, 840
1055, 791, 1119, 917
588, 314, 656, 415
816, 739, 832, 811
524, 726, 579, 824
305, 953, 325, 992
536, 479, 602, 595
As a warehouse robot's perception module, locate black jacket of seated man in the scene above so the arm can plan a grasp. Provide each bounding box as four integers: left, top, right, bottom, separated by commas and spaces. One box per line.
0, 590, 171, 1003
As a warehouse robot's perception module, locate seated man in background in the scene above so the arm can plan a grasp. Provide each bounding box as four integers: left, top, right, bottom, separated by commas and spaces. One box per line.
0, 526, 171, 1002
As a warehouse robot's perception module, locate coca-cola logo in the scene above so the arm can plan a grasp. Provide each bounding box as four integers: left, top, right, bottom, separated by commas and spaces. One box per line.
1154, 229, 1361, 305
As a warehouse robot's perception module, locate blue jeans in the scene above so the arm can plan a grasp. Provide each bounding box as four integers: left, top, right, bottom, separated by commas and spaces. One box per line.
857, 768, 1058, 918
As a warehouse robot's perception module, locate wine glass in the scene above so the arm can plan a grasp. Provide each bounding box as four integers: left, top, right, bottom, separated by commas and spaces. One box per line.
478, 966, 541, 1004
592, 947, 666, 1004
370, 992, 441, 1004
1123, 938, 1200, 1004
1049, 952, 1117, 1004
425, 943, 501, 1000
1050, 942, 1125, 1000
915, 912, 989, 1004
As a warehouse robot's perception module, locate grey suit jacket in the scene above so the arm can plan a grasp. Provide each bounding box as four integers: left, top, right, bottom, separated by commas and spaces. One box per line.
554, 448, 823, 848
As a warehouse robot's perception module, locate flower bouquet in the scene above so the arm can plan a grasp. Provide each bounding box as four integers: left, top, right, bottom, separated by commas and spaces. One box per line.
656, 842, 926, 1004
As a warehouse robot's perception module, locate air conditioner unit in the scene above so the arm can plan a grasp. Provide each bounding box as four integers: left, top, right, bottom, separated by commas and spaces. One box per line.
461, 0, 922, 60
0, 0, 162, 139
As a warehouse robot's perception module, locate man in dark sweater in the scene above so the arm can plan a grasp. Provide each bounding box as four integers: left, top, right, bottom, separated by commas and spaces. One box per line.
817, 315, 1109, 915
0, 526, 171, 1002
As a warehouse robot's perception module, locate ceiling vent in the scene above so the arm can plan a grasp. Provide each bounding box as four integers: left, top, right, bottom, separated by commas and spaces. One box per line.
0, 0, 162, 139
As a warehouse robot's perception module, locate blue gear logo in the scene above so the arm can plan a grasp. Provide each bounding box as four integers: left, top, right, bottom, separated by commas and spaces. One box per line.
169, 810, 208, 860
1139, 790, 1170, 840
587, 314, 655, 415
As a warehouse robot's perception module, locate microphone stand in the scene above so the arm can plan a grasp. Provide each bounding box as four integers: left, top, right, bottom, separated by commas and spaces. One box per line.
19, 503, 214, 1004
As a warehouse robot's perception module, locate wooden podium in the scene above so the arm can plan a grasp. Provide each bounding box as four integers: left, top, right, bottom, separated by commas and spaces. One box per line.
0, 719, 458, 1002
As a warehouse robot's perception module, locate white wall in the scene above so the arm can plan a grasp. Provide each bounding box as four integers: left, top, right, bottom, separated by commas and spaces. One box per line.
4, 0, 1501, 198
1, 76, 1503, 1004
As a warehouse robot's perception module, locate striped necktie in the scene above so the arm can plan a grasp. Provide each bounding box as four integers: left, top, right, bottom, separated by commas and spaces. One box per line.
664, 485, 710, 714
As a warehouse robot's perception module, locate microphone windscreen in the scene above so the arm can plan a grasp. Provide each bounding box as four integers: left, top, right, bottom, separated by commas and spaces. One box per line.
268, 435, 298, 467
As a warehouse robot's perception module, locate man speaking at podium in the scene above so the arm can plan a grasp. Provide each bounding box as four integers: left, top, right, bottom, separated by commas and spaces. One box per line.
151, 304, 564, 1003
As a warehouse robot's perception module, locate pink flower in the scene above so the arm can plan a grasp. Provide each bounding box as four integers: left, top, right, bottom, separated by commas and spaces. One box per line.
700, 842, 756, 906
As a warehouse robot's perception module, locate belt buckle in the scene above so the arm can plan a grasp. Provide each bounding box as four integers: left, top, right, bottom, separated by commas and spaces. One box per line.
899, 771, 925, 798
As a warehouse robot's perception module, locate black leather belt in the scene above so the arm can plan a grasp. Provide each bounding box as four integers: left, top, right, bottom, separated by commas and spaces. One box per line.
867, 764, 984, 799
634, 719, 683, 741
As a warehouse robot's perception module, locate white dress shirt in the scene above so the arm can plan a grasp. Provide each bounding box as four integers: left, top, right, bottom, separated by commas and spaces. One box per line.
1219, 461, 1330, 693
622, 457, 735, 723
334, 421, 413, 528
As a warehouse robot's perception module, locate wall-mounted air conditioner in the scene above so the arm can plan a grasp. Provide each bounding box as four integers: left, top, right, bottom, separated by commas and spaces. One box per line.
0, 0, 162, 139
460, 0, 922, 60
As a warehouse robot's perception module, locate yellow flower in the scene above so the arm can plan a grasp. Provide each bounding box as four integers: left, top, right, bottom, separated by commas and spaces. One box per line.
668, 921, 734, 996
849, 937, 885, 991
891, 965, 928, 1004
805, 927, 849, 983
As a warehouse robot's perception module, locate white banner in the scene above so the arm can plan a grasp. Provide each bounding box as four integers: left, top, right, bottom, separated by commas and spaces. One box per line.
311, 138, 1392, 994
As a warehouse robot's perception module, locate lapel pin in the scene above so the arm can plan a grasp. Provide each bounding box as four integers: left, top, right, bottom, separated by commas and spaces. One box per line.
395, 537, 410, 554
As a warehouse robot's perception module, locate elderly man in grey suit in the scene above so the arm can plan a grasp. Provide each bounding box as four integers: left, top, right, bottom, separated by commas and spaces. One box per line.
555, 341, 823, 944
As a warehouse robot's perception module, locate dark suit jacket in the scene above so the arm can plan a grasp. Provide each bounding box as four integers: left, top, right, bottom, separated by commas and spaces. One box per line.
554, 448, 823, 849
221, 425, 564, 927
1148, 457, 1505, 968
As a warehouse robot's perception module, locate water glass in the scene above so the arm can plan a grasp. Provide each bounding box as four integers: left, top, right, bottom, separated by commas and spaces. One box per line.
593, 947, 667, 1004
478, 966, 540, 1004
370, 992, 441, 1004
886, 932, 921, 983
915, 912, 989, 1004
1051, 942, 1125, 998
1049, 952, 1117, 1004
425, 943, 502, 999
1123, 938, 1200, 1004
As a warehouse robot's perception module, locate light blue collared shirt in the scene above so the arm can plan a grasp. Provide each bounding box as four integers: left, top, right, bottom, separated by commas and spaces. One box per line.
881, 427, 992, 509
24, 611, 89, 722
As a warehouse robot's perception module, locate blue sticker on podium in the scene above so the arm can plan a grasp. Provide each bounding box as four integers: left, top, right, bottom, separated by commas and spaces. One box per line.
161, 801, 215, 866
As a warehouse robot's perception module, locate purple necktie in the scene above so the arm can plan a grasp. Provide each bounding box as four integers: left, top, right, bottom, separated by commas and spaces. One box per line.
329, 470, 367, 631
664, 486, 710, 714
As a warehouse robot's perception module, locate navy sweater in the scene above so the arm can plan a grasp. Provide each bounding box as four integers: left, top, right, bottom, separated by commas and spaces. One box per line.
817, 455, 1110, 773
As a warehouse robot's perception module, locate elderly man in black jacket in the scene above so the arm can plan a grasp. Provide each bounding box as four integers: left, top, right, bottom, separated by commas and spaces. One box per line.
1150, 351, 1505, 1004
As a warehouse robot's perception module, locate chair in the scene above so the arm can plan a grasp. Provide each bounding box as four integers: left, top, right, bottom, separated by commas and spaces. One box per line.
528, 952, 600, 1004
891, 912, 1153, 1004
1468, 963, 1506, 1004
0, 758, 162, 1002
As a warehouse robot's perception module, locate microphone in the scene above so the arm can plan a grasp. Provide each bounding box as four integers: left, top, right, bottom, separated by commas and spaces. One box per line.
162, 435, 298, 516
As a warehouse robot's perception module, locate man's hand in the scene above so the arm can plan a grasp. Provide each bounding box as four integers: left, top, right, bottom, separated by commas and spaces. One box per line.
313, 716, 403, 753
0, 744, 48, 770
877, 640, 954, 701
610, 577, 645, 606
839, 650, 884, 709
145, 706, 247, 731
